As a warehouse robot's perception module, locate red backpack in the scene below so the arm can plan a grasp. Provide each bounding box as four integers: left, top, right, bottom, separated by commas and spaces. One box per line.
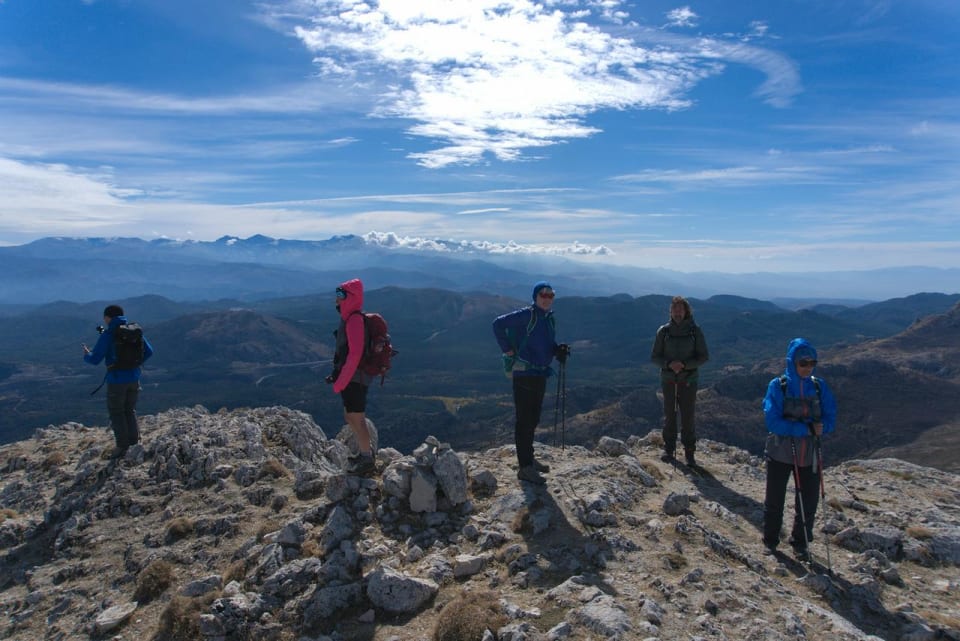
352, 311, 398, 385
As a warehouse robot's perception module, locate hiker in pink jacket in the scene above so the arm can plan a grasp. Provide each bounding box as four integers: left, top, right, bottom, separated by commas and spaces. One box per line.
328, 278, 375, 474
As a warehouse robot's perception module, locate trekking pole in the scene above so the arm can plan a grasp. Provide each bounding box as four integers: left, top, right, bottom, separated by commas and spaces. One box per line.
816, 435, 833, 574
789, 438, 811, 561
560, 360, 567, 450
553, 365, 562, 448
674, 379, 680, 452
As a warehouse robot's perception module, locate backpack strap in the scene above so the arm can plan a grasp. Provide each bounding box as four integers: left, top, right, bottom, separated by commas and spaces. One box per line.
779, 374, 822, 401
512, 306, 537, 352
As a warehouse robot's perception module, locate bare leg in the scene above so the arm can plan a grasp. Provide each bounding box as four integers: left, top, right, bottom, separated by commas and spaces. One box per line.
345, 410, 372, 455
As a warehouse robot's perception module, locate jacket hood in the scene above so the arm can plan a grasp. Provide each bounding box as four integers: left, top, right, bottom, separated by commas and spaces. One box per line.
108, 316, 128, 330
338, 278, 364, 318
784, 337, 818, 379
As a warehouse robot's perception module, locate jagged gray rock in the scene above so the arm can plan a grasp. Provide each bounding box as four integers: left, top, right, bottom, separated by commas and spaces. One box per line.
365, 565, 438, 614
1, 411, 959, 641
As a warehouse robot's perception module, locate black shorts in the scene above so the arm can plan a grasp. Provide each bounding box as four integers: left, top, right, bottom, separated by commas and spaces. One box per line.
341, 381, 369, 413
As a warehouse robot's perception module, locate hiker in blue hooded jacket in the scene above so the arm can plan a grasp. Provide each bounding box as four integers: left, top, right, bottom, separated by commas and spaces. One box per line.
493, 281, 570, 485
762, 337, 837, 557
82, 305, 154, 458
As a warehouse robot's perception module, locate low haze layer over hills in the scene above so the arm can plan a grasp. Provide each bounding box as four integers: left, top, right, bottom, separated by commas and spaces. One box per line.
2, 234, 960, 303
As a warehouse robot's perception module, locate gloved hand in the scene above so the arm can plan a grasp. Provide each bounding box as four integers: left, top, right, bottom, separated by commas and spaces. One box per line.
554, 343, 571, 364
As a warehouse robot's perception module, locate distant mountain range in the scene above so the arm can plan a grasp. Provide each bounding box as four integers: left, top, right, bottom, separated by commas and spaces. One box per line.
1, 234, 958, 304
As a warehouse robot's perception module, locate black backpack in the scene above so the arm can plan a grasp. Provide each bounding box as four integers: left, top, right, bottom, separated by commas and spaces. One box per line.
110, 323, 145, 370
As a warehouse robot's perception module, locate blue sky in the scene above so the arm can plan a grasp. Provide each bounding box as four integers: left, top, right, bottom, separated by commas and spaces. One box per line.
0, 0, 958, 272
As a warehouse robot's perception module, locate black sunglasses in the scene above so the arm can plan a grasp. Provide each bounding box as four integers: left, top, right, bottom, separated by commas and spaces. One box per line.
797, 358, 817, 367
335, 287, 348, 299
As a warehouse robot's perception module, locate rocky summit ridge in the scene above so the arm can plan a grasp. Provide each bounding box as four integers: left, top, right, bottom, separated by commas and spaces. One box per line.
1, 406, 958, 641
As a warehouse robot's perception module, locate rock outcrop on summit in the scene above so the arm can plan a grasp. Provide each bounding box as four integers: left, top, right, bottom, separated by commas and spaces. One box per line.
1, 406, 958, 640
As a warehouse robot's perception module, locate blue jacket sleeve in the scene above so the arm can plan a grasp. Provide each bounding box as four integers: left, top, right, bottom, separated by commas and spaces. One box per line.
818, 379, 837, 435
83, 331, 112, 366
142, 337, 154, 364
492, 308, 530, 353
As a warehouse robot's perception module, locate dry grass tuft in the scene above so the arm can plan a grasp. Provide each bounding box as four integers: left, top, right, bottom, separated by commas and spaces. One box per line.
165, 517, 195, 543
259, 457, 288, 479
887, 469, 915, 481
301, 539, 321, 558
42, 451, 66, 470
0, 508, 17, 524
826, 496, 844, 511
641, 461, 665, 480
920, 610, 960, 632
134, 559, 175, 603
155, 593, 219, 641
906, 525, 935, 540
663, 552, 687, 570
256, 523, 279, 542
223, 559, 247, 585
432, 590, 508, 641
511, 507, 531, 534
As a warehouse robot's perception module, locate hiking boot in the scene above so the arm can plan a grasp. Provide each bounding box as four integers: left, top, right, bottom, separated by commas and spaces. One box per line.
789, 538, 809, 559
103, 446, 127, 460
660, 450, 676, 463
532, 459, 550, 473
762, 539, 779, 555
517, 465, 546, 485
350, 453, 376, 475
685, 449, 697, 466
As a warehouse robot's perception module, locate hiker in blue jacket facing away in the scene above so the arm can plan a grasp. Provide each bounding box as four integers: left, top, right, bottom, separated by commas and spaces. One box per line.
492, 281, 569, 485
82, 304, 154, 459
762, 337, 837, 557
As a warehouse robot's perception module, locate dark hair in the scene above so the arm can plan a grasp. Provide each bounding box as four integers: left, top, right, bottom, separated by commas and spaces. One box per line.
671, 296, 692, 319
103, 305, 124, 319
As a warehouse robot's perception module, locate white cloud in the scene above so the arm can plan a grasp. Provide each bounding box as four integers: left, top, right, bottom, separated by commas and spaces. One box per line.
361, 230, 614, 256
666, 6, 698, 28
747, 20, 769, 39
611, 165, 827, 186
0, 76, 363, 115
289, 0, 801, 167
0, 157, 139, 227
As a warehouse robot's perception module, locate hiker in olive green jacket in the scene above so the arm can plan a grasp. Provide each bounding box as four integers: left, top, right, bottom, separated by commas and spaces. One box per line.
650, 295, 709, 466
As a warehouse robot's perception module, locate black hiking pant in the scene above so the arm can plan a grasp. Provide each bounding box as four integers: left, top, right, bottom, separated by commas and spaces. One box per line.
513, 375, 547, 468
661, 380, 697, 453
107, 382, 140, 450
763, 457, 820, 548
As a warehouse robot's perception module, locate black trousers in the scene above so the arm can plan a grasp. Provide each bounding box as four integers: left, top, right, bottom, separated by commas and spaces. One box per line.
107, 382, 140, 449
512, 375, 547, 467
764, 457, 820, 547
661, 380, 698, 452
